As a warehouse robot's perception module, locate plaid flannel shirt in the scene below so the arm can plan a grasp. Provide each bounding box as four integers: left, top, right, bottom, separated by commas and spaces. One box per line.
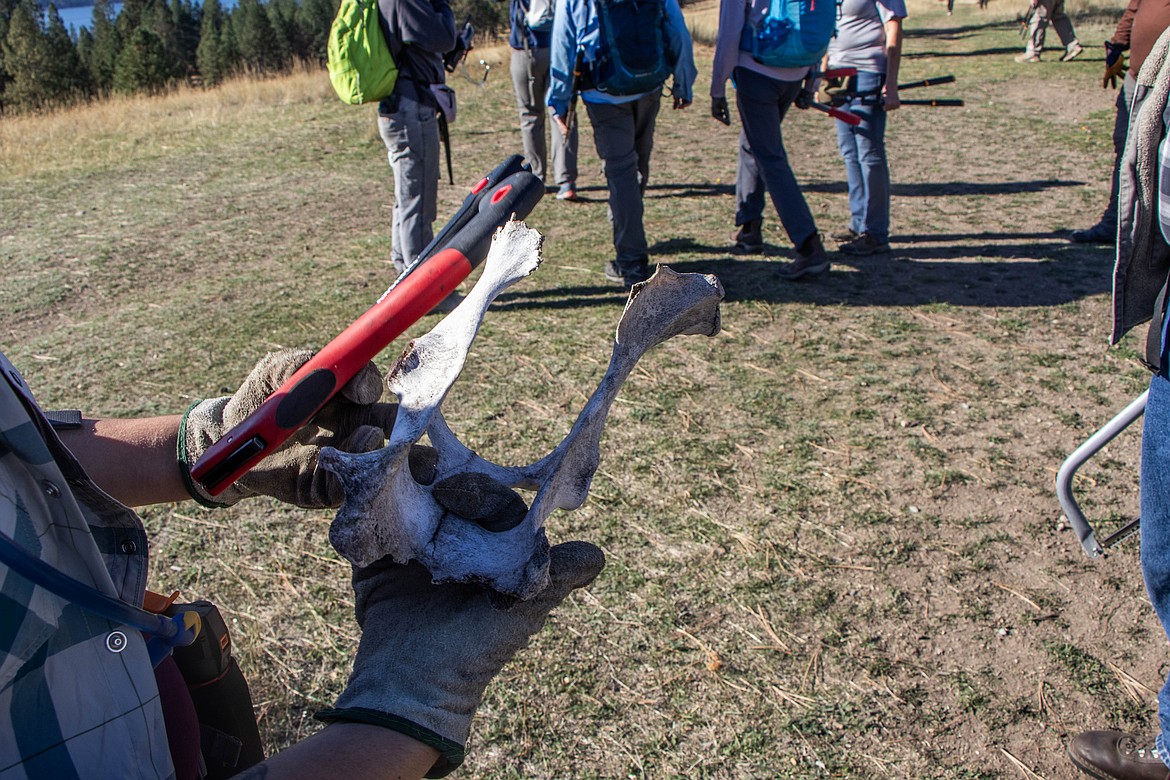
0, 352, 173, 779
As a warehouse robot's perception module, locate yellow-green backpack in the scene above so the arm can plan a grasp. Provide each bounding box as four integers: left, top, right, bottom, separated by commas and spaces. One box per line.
327, 0, 398, 105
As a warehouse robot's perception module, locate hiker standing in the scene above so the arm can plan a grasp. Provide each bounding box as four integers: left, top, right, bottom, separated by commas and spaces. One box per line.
547, 0, 697, 289
1066, 25, 1170, 780
710, 0, 833, 280
1069, 0, 1170, 244
509, 0, 580, 201
0, 348, 604, 779
824, 0, 907, 257
376, 0, 455, 275
1015, 0, 1083, 63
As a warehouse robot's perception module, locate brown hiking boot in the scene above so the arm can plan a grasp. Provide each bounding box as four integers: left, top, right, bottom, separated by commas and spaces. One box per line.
778, 233, 830, 280
1068, 731, 1170, 779
730, 220, 764, 254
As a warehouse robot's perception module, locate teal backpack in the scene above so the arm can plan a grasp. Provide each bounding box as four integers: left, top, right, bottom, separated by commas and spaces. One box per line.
327, 0, 398, 105
590, 0, 679, 96
739, 0, 838, 68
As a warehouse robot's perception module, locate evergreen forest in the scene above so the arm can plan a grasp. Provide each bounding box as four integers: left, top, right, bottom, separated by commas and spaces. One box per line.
0, 0, 504, 113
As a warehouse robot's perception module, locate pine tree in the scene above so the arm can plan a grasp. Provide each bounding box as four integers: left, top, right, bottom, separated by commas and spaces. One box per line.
45, 4, 92, 99
169, 0, 200, 75
295, 0, 335, 64
2, 0, 57, 111
113, 24, 171, 93
231, 0, 281, 73
87, 0, 122, 94
218, 13, 239, 75
265, 0, 297, 65
195, 0, 225, 85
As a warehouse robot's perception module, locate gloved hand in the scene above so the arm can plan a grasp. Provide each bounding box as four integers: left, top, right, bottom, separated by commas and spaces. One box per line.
179, 349, 397, 508
796, 74, 820, 109
316, 540, 605, 778
818, 76, 845, 107
1104, 40, 1127, 89
710, 96, 730, 126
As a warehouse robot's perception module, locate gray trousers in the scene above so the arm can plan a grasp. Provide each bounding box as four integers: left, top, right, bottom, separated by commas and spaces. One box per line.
1025, 0, 1079, 56
510, 46, 578, 186
378, 89, 440, 268
585, 92, 661, 269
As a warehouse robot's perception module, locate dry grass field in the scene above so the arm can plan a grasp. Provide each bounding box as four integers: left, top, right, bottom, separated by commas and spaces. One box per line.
0, 0, 1156, 776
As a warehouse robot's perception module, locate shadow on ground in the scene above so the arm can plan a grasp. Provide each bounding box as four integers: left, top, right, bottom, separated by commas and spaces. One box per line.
491, 235, 1114, 312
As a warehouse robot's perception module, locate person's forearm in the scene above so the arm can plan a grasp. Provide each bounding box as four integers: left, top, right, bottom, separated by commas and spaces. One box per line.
884, 19, 903, 89
235, 723, 440, 780
58, 415, 189, 506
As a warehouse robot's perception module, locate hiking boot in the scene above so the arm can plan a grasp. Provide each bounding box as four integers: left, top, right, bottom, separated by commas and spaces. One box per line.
778, 233, 830, 280
1062, 43, 1085, 62
839, 232, 891, 256
1068, 731, 1170, 779
604, 260, 652, 289
1015, 52, 1042, 63
1070, 221, 1115, 244
730, 220, 764, 254
556, 181, 578, 201
830, 227, 860, 243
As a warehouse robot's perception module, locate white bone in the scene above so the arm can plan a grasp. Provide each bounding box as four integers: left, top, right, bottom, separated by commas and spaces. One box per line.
321, 220, 724, 598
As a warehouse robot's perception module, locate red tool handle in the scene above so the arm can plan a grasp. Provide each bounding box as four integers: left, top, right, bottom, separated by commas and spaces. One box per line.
191, 169, 544, 495
808, 100, 862, 126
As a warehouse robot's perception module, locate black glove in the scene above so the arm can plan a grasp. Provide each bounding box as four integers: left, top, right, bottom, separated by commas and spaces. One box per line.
711, 96, 730, 126
444, 21, 474, 73
1104, 40, 1127, 89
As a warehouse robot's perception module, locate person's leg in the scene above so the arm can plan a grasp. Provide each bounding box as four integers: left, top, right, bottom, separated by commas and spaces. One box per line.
379, 92, 440, 268
632, 90, 661, 196
1049, 0, 1080, 51
733, 67, 817, 248
511, 47, 548, 183
835, 103, 865, 238
1072, 74, 1132, 243
845, 70, 891, 247
735, 131, 767, 228
1027, 0, 1050, 56
548, 65, 579, 193
1143, 362, 1170, 764
585, 100, 649, 278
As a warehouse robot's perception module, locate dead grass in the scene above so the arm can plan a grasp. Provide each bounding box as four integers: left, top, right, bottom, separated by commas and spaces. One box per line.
0, 1, 1154, 777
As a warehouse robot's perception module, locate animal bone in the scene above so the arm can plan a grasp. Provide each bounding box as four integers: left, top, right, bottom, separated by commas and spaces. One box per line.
321, 220, 724, 599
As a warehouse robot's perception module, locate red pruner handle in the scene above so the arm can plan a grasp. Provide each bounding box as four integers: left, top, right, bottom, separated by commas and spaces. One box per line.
820, 67, 857, 80
827, 106, 862, 126
190, 170, 546, 496
189, 251, 471, 495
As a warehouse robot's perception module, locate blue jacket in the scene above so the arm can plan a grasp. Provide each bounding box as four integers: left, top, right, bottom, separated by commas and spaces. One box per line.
546, 0, 697, 116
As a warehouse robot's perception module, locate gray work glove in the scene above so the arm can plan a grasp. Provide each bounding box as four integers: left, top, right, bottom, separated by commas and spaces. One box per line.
179, 349, 397, 508
316, 539, 606, 778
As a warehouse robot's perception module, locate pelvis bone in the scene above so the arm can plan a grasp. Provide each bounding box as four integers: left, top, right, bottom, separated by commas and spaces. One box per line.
321, 220, 724, 599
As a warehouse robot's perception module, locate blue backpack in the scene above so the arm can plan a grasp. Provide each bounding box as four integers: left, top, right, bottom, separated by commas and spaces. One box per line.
590, 0, 678, 96
739, 0, 838, 68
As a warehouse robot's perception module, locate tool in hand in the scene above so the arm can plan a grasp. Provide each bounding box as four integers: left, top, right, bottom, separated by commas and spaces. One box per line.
800, 67, 863, 125
824, 72, 963, 108
191, 155, 544, 497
